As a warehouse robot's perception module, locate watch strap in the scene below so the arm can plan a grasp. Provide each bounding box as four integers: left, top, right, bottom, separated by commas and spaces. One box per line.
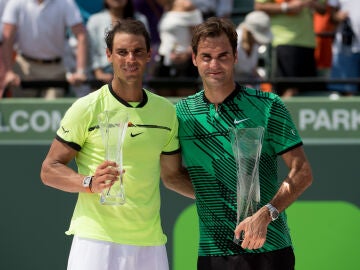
82, 176, 93, 193
265, 203, 279, 221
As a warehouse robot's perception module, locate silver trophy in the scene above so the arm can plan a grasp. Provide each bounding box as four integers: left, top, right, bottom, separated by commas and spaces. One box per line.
98, 110, 129, 205
229, 127, 264, 244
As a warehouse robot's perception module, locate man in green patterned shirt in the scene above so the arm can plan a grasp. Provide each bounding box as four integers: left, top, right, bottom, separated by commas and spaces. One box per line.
176, 17, 313, 270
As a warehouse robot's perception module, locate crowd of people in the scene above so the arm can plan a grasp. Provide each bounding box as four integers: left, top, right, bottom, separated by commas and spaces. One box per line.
1, 0, 359, 99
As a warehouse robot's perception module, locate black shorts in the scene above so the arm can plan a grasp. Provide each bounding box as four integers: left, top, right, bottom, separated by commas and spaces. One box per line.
197, 247, 295, 270
275, 45, 325, 94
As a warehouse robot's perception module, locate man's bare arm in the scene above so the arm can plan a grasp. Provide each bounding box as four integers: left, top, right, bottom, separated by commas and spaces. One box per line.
160, 152, 195, 199
269, 146, 313, 213
234, 145, 313, 250
40, 139, 119, 193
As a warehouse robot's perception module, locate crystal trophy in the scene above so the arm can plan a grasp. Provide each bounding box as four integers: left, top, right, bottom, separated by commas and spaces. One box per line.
229, 127, 264, 244
98, 110, 129, 205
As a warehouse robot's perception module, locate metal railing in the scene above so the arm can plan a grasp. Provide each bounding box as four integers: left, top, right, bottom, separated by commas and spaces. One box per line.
11, 76, 359, 94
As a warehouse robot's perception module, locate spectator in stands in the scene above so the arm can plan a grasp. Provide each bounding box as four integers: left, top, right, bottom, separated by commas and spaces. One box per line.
63, 0, 103, 98
133, 0, 166, 78
0, 0, 10, 98
63, 30, 93, 98
191, 0, 234, 19
133, 0, 165, 48
327, 0, 360, 96
313, 1, 335, 77
86, 0, 149, 84
1, 0, 87, 99
154, 0, 202, 96
255, 0, 326, 97
234, 10, 273, 88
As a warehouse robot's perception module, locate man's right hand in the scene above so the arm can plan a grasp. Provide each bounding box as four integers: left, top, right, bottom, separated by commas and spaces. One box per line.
90, 160, 121, 193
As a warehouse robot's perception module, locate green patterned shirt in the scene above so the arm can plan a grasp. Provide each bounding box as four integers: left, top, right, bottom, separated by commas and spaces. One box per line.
176, 84, 302, 256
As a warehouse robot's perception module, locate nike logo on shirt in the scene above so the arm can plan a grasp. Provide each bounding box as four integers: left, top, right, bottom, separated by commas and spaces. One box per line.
234, 118, 249, 125
130, 132, 143, 137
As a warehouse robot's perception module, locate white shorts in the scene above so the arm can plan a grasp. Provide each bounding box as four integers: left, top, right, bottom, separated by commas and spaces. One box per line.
67, 236, 169, 270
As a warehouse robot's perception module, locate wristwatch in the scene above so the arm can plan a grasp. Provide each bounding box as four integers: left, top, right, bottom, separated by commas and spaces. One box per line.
82, 176, 93, 193
265, 203, 279, 221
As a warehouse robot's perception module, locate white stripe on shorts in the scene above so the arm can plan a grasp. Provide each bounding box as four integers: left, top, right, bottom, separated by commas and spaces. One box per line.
67, 236, 169, 270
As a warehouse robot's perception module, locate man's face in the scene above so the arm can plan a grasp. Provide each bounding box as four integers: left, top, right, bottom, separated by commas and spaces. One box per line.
192, 33, 237, 86
106, 32, 151, 84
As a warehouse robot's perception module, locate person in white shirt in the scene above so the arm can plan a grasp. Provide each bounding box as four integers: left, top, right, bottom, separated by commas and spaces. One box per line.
154, 0, 202, 96
1, 0, 87, 98
234, 11, 273, 88
157, 0, 202, 76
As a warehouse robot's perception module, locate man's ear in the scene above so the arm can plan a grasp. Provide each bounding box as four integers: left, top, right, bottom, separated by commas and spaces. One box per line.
106, 48, 112, 63
192, 52, 197, 66
147, 49, 152, 63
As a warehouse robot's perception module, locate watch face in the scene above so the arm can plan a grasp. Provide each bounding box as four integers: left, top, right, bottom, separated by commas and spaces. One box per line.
266, 203, 279, 221
83, 176, 92, 187
271, 210, 279, 220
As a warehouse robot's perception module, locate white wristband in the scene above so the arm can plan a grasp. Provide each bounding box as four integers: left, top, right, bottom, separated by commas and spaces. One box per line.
281, 2, 288, 13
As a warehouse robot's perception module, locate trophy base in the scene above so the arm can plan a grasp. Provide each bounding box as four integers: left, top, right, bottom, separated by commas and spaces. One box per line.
100, 195, 126, 205
233, 231, 245, 245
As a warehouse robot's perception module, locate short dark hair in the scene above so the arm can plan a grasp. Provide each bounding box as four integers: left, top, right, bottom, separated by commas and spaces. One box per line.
191, 17, 238, 56
105, 19, 151, 53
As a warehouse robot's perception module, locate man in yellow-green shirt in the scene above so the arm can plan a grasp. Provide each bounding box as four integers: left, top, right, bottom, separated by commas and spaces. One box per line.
40, 19, 194, 270
255, 0, 326, 97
